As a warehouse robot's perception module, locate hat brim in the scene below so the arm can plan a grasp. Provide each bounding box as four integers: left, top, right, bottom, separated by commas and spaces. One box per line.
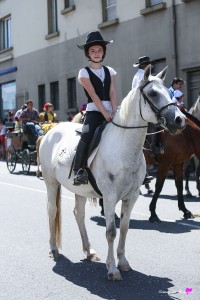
77, 40, 112, 50
133, 60, 151, 67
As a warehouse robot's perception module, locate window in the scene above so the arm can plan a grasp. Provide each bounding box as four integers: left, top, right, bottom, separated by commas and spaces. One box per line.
38, 84, 46, 112
0, 15, 12, 51
50, 81, 59, 110
187, 69, 200, 108
64, 0, 74, 8
102, 0, 116, 22
67, 78, 77, 109
147, 0, 163, 6
0, 82, 16, 119
47, 0, 58, 34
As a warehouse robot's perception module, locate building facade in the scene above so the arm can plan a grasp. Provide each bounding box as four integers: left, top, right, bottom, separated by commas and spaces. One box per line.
0, 0, 200, 120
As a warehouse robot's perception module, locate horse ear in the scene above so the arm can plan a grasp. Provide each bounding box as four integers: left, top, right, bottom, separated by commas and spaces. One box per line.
156, 66, 168, 81
143, 64, 152, 81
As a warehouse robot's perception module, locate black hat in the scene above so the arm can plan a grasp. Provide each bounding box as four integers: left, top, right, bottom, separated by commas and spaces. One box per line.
77, 31, 113, 50
133, 56, 151, 67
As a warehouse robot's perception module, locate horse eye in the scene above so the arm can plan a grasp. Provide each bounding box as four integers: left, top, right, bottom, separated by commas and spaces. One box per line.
149, 90, 157, 97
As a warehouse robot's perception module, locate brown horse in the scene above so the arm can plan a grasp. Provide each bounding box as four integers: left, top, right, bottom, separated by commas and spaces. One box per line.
144, 116, 200, 222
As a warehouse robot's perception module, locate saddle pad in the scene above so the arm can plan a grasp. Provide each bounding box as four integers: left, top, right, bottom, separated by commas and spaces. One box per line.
58, 143, 99, 168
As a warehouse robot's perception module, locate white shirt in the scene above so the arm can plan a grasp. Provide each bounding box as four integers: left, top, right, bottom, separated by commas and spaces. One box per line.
131, 69, 145, 90
78, 66, 117, 113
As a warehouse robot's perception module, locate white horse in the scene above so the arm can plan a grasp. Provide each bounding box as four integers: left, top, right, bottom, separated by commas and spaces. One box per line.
39, 65, 186, 281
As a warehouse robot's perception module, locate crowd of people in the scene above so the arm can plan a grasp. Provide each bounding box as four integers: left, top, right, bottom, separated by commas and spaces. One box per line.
0, 101, 57, 159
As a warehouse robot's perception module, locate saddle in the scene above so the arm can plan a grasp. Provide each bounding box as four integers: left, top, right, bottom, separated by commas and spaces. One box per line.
71, 121, 108, 195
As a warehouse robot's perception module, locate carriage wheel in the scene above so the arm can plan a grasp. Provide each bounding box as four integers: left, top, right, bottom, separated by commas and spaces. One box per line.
6, 145, 17, 173
22, 149, 31, 175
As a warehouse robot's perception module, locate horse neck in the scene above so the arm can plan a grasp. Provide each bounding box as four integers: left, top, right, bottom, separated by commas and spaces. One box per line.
185, 120, 200, 158
114, 89, 147, 128
110, 89, 148, 154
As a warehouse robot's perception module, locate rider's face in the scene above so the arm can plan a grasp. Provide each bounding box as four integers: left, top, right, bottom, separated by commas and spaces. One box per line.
88, 45, 104, 62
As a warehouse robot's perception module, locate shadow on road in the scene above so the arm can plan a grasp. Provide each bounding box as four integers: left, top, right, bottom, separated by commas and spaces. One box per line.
90, 216, 200, 234
142, 192, 200, 202
53, 254, 178, 300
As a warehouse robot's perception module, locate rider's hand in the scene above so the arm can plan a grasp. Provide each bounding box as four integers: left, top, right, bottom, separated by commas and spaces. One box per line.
103, 111, 113, 122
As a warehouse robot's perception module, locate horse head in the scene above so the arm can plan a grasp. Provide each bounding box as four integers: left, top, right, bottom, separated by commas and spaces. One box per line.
139, 65, 186, 135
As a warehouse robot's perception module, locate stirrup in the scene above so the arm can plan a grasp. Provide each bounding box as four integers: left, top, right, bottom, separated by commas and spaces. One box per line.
73, 168, 88, 186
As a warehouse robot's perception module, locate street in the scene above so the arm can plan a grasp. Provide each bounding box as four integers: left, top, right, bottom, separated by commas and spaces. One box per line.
0, 161, 199, 300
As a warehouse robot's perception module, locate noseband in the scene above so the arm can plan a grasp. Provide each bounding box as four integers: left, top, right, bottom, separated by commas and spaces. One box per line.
139, 80, 176, 121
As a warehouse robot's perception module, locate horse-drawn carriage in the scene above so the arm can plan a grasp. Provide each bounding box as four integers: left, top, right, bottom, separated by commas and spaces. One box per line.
5, 121, 38, 175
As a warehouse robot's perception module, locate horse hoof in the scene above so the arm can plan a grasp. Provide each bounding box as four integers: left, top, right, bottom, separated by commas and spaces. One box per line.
118, 264, 132, 272
184, 211, 195, 219
87, 253, 101, 262
49, 249, 60, 259
108, 271, 122, 281
149, 215, 161, 223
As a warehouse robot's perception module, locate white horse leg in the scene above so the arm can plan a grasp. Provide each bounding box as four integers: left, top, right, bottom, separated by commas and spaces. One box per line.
117, 199, 135, 272
46, 181, 62, 258
103, 197, 122, 281
73, 195, 100, 261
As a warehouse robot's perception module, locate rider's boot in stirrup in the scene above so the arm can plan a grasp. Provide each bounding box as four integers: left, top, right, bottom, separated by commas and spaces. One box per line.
73, 140, 88, 186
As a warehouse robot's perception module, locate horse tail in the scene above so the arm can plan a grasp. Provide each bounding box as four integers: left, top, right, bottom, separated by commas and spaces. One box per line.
55, 184, 62, 249
36, 136, 44, 177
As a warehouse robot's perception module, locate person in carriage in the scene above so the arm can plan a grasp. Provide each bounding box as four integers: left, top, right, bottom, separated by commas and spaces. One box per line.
39, 103, 57, 123
73, 30, 117, 185
19, 99, 43, 145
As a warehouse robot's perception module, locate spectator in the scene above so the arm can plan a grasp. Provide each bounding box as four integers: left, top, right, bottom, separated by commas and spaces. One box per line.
19, 100, 43, 145
40, 103, 56, 123
172, 90, 187, 111
8, 110, 15, 122
169, 77, 184, 99
0, 119, 6, 159
132, 56, 152, 89
14, 104, 27, 121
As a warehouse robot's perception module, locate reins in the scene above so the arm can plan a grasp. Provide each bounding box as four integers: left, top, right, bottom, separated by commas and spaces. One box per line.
111, 120, 148, 129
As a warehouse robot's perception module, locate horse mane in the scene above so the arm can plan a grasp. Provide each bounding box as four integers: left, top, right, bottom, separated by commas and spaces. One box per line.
181, 109, 200, 128
116, 88, 138, 125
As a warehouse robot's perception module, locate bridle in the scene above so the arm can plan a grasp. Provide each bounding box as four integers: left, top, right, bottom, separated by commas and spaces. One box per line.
112, 80, 177, 129
139, 80, 176, 122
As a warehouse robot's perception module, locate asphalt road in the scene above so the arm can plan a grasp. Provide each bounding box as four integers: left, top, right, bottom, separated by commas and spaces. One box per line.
0, 161, 199, 300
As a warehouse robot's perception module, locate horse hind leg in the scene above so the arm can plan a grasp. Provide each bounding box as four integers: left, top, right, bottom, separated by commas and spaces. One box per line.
73, 194, 100, 261
46, 181, 62, 258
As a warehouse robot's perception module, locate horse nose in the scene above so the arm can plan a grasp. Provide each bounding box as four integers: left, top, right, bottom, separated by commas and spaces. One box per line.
175, 115, 186, 129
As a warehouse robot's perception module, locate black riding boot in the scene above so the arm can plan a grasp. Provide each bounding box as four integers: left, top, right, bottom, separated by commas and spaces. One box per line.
73, 140, 89, 185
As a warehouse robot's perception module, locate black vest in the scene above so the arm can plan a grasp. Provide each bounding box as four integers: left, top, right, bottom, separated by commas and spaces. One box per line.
84, 66, 111, 103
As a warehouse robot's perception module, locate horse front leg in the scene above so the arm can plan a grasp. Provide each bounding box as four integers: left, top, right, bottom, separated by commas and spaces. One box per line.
117, 198, 135, 272
103, 196, 121, 281
173, 164, 194, 219
73, 195, 100, 261
149, 165, 168, 223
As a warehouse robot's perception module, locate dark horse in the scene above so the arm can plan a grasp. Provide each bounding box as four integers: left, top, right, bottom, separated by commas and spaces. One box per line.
184, 95, 200, 196
144, 114, 200, 223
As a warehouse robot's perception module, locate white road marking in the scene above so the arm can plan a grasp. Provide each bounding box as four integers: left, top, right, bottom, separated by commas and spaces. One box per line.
0, 181, 199, 229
